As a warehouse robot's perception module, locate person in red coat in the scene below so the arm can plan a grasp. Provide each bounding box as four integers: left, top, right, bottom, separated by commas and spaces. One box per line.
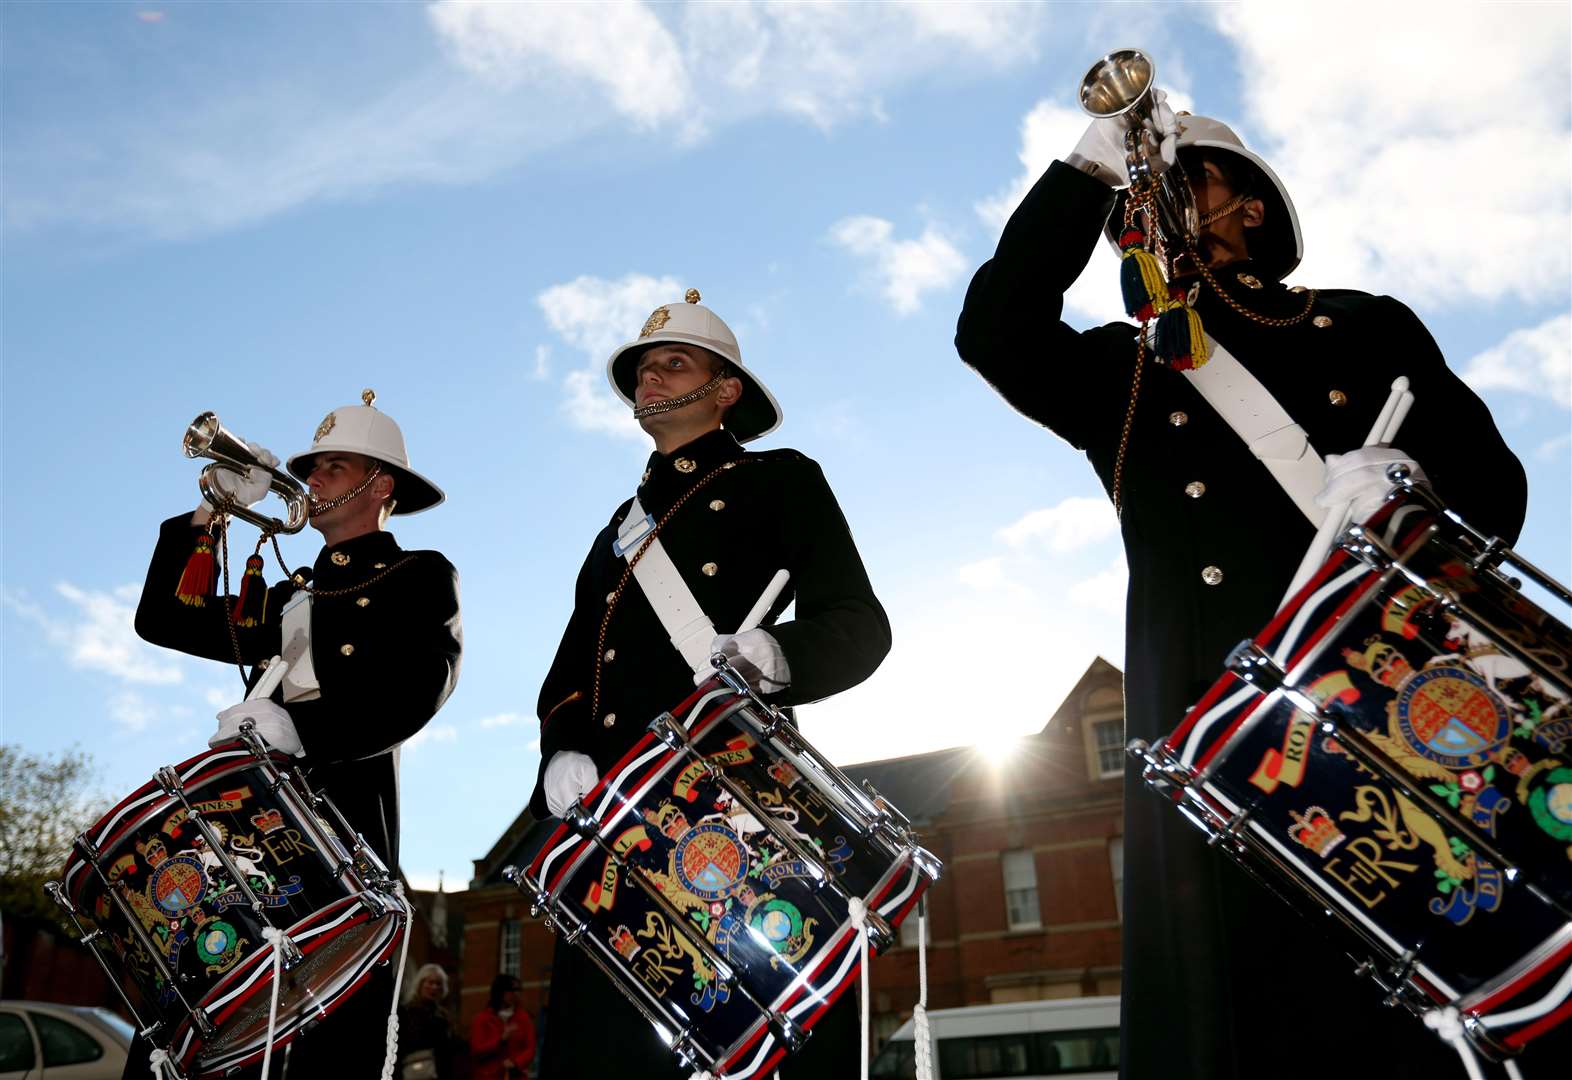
470, 975, 535, 1080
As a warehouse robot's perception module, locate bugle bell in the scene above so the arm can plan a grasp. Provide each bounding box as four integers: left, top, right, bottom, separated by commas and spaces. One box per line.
1078, 48, 1198, 264
183, 411, 309, 534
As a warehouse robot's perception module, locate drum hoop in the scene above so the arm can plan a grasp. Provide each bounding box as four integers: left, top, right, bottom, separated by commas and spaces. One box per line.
527, 677, 940, 1080
63, 747, 279, 903
176, 896, 405, 1076
533, 686, 746, 894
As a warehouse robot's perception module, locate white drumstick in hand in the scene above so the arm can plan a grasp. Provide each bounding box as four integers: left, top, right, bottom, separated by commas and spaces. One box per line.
245, 656, 290, 702
738, 569, 790, 634
1280, 376, 1412, 606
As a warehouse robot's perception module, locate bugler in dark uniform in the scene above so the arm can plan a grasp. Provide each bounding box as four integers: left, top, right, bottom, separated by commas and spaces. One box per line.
530, 290, 890, 1079
132, 391, 461, 1077
956, 113, 1536, 1078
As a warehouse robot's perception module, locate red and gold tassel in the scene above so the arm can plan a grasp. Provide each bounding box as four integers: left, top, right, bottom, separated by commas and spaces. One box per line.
175, 531, 217, 607
1118, 224, 1167, 323
1154, 283, 1209, 370
232, 553, 267, 627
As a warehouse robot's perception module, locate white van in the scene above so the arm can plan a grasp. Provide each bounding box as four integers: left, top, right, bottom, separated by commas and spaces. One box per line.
869, 997, 1119, 1079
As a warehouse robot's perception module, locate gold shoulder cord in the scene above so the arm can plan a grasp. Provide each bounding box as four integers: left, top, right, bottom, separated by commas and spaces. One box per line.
1112, 251, 1319, 516
591, 458, 760, 723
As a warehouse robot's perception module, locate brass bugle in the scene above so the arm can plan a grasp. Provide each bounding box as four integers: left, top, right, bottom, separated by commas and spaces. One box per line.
183, 411, 309, 534
1079, 47, 1198, 255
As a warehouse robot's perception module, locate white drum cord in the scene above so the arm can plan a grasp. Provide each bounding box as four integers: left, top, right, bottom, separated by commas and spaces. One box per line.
847, 897, 873, 1080
147, 1046, 179, 1079
379, 884, 415, 1080
913, 898, 934, 1080
257, 926, 288, 1079
1424, 1008, 1487, 1080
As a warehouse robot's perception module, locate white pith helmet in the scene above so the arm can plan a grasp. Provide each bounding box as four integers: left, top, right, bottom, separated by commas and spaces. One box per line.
286, 390, 444, 515
605, 289, 783, 443
1108, 114, 1304, 281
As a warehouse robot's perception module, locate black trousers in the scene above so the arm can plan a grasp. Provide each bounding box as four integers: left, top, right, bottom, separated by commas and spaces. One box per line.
538, 934, 860, 1079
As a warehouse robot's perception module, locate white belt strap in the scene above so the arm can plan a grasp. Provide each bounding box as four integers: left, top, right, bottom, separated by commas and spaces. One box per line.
278, 590, 322, 703
1182, 336, 1327, 527
615, 497, 716, 674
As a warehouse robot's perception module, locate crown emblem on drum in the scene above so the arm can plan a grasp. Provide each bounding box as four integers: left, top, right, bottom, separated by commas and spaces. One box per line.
766, 760, 800, 788
643, 801, 690, 840
608, 924, 640, 961
136, 836, 169, 867
1341, 635, 1412, 688
250, 808, 285, 834
1288, 806, 1345, 858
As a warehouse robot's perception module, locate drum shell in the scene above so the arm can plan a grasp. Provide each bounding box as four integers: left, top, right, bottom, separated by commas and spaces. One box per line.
526, 680, 937, 1080
60, 744, 404, 1077
1158, 491, 1572, 1055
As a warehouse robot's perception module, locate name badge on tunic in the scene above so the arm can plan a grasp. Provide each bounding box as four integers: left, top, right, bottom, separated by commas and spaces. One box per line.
279, 591, 322, 703
613, 512, 657, 557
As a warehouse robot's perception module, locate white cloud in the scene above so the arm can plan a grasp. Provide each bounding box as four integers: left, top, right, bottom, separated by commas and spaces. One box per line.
405, 723, 459, 751
956, 557, 1006, 590
4, 583, 184, 685
828, 215, 966, 316
10, 4, 1054, 243
429, 0, 696, 133
1537, 432, 1571, 463
1067, 556, 1129, 616
479, 711, 525, 729
537, 272, 682, 439
531, 345, 551, 382
109, 690, 159, 734
997, 496, 1119, 554
1461, 314, 1572, 410
1212, 5, 1571, 305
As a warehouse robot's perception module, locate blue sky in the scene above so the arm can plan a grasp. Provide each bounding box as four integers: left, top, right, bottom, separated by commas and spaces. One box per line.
4, 2, 1568, 893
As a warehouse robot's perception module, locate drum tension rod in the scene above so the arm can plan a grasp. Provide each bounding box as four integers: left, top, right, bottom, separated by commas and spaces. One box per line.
1223, 652, 1567, 916
154, 765, 305, 969
709, 659, 907, 855
560, 795, 815, 1048
74, 833, 217, 1041
502, 866, 717, 1072
648, 712, 897, 954
45, 878, 176, 1052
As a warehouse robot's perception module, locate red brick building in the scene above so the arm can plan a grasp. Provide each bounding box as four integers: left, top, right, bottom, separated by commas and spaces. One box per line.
454, 658, 1128, 1055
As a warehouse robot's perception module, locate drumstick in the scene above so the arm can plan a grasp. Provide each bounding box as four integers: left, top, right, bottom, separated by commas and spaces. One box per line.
1279, 377, 1413, 606
738, 570, 791, 634
246, 656, 290, 702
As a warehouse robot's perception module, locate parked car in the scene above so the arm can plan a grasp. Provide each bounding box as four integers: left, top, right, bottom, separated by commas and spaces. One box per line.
870, 996, 1119, 1080
0, 1001, 133, 1080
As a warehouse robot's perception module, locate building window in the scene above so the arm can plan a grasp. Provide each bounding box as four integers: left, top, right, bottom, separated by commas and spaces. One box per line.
1109, 836, 1125, 921
500, 919, 521, 977
1092, 719, 1125, 779
1001, 849, 1041, 931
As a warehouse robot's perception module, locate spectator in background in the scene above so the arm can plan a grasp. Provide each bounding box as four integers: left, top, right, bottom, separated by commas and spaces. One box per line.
470, 975, 535, 1080
397, 963, 459, 1080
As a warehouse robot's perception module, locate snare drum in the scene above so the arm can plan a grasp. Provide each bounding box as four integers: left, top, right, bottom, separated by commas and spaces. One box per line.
54, 738, 405, 1078
510, 668, 942, 1080
1136, 483, 1572, 1058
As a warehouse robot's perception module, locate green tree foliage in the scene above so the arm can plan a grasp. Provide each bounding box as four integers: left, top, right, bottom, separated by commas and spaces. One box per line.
0, 745, 106, 925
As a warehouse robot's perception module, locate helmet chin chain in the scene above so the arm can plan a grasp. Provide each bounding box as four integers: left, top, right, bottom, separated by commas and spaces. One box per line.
1197, 191, 1251, 227
631, 372, 727, 420
308, 463, 383, 517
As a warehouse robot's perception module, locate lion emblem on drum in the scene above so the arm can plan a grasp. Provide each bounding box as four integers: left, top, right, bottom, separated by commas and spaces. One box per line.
675, 823, 750, 901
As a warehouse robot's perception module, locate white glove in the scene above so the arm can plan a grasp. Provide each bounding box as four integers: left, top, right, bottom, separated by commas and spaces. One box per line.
1068, 89, 1178, 186
544, 751, 600, 818
203, 441, 278, 510
699, 629, 791, 693
211, 699, 303, 756
1316, 446, 1428, 524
